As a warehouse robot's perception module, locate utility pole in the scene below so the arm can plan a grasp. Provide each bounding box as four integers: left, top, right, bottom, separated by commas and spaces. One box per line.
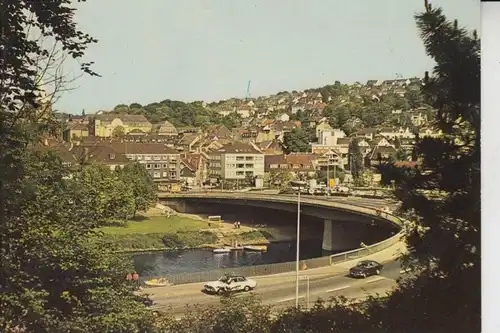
295, 187, 301, 308
291, 180, 307, 308
326, 155, 330, 194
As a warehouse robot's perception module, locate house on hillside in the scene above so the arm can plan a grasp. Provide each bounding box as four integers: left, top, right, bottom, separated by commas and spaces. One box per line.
257, 140, 283, 155
63, 123, 90, 142
353, 128, 377, 141
367, 146, 397, 166
177, 133, 202, 152
93, 113, 152, 137
181, 153, 209, 185
315, 149, 344, 170
157, 120, 178, 136
205, 124, 232, 140
276, 113, 290, 122
265, 153, 316, 178
46, 143, 130, 172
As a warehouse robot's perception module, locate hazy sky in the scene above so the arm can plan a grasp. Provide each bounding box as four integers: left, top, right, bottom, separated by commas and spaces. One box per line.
56, 0, 480, 114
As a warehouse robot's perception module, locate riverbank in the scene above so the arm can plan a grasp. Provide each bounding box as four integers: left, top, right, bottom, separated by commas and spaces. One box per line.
100, 204, 320, 253
100, 205, 281, 253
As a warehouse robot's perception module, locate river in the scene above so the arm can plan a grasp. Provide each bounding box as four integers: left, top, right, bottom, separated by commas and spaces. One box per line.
132, 240, 334, 279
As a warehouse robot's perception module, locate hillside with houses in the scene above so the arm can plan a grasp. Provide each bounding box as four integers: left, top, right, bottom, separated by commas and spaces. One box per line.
46, 77, 441, 191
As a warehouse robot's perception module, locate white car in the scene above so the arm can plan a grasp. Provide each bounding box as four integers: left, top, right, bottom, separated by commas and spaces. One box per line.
204, 275, 257, 295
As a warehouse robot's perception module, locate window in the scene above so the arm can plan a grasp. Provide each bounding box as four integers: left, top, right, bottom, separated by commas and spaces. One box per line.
146, 164, 152, 169
236, 171, 244, 176
153, 155, 161, 160
245, 164, 254, 168
163, 164, 168, 168
137, 155, 143, 160
236, 156, 244, 161
154, 164, 161, 169
245, 156, 253, 161
169, 171, 176, 179
145, 156, 151, 161
162, 172, 168, 177
236, 164, 245, 168
162, 155, 168, 160
153, 172, 160, 178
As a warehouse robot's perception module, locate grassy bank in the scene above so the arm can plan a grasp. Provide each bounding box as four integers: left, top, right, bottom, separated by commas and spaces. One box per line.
100, 215, 276, 252
100, 216, 220, 252
100, 215, 213, 234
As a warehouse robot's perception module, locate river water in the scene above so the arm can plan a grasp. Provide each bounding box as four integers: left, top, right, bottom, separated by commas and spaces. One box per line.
132, 240, 332, 279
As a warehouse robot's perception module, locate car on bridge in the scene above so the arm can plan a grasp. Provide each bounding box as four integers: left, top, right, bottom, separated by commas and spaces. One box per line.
204, 275, 257, 295
349, 260, 383, 278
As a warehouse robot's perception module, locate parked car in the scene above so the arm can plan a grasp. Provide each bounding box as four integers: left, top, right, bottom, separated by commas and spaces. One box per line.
349, 260, 383, 278
333, 185, 350, 193
204, 275, 257, 295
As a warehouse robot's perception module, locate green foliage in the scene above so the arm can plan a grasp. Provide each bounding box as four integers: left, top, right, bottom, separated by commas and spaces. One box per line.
161, 233, 185, 248
111, 99, 243, 129
348, 138, 363, 179
105, 233, 166, 251
268, 170, 294, 188
73, 164, 136, 224
282, 128, 312, 154
323, 105, 351, 129
155, 295, 274, 333
118, 162, 158, 216
112, 125, 125, 137
0, 151, 154, 332
375, 7, 480, 332
0, 1, 156, 331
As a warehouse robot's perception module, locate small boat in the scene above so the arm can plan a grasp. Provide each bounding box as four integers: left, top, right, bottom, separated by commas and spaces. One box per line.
144, 278, 170, 287
213, 248, 231, 254
244, 245, 268, 252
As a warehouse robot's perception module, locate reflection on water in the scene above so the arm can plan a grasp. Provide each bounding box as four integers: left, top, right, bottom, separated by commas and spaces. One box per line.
132, 240, 332, 279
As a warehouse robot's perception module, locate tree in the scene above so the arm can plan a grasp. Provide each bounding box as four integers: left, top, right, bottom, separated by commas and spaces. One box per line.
74, 164, 136, 224
282, 128, 311, 154
119, 162, 158, 217
112, 125, 125, 138
405, 88, 425, 109
348, 138, 363, 179
0, 2, 156, 328
1, 151, 153, 332
154, 295, 274, 332
372, 7, 480, 332
395, 148, 410, 161
267, 170, 294, 189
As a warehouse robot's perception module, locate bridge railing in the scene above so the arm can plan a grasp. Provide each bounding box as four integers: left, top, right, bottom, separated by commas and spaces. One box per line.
159, 191, 405, 228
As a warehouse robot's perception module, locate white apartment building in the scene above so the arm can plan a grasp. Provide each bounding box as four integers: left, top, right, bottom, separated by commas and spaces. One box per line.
319, 128, 346, 146
209, 142, 264, 180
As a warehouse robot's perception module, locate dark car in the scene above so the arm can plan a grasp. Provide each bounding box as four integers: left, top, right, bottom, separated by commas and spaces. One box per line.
349, 260, 383, 278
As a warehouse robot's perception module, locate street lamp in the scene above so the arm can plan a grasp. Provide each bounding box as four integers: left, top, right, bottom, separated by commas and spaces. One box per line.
291, 180, 307, 308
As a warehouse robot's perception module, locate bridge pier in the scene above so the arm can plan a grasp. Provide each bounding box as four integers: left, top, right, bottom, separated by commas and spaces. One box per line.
322, 220, 370, 252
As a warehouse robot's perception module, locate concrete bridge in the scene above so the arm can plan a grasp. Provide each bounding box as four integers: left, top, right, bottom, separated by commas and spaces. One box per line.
158, 192, 403, 252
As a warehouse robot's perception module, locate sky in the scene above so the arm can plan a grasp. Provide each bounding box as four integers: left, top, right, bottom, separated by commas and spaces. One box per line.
55, 0, 480, 114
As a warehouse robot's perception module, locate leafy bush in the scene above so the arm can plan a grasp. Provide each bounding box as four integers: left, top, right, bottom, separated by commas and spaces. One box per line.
162, 233, 185, 248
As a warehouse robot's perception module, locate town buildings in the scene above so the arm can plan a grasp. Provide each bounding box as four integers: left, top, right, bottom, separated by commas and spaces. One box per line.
208, 142, 265, 181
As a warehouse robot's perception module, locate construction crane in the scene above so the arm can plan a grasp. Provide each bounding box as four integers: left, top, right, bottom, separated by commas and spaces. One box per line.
245, 80, 251, 100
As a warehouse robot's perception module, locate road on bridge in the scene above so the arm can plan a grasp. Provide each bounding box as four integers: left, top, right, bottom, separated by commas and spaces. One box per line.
146, 260, 407, 318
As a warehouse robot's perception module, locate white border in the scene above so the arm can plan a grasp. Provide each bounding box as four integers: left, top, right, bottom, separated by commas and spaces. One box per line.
481, 2, 500, 332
